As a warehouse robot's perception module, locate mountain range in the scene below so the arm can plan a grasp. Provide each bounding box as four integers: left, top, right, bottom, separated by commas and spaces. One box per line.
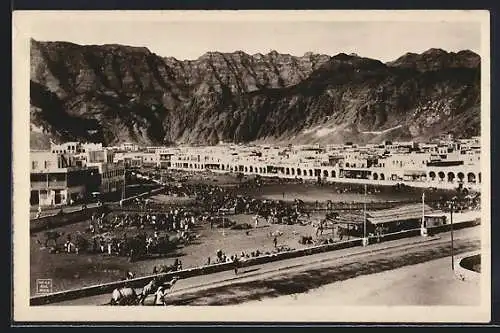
29, 39, 481, 149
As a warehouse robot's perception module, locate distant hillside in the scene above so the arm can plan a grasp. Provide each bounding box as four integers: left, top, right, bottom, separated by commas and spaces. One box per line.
30, 40, 481, 149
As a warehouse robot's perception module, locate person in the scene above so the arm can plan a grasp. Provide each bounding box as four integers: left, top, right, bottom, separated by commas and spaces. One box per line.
64, 240, 71, 253
233, 256, 239, 275
273, 236, 278, 248
139, 278, 157, 305
155, 286, 167, 305
152, 266, 158, 275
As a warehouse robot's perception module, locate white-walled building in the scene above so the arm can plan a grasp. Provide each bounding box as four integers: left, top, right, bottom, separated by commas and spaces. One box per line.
30, 151, 99, 206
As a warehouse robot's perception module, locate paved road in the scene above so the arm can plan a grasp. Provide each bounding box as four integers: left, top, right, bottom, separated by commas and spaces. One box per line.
47, 226, 481, 305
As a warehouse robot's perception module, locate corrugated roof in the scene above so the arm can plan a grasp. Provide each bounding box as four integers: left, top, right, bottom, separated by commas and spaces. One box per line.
332, 204, 445, 226
368, 213, 421, 225
328, 212, 365, 225
366, 203, 444, 225
367, 204, 432, 218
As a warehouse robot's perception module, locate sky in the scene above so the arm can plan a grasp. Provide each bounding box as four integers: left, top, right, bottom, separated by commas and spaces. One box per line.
25, 14, 482, 62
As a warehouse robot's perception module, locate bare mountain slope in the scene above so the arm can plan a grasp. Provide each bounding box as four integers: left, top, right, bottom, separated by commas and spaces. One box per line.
30, 40, 480, 149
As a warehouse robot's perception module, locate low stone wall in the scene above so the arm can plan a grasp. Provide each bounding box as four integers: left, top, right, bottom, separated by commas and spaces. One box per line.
455, 252, 481, 282
30, 188, 167, 233
427, 218, 480, 236
30, 238, 362, 305
30, 206, 105, 233
118, 186, 166, 206
368, 229, 421, 244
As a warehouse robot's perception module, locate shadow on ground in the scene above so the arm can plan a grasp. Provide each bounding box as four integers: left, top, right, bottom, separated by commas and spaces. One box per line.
167, 239, 480, 306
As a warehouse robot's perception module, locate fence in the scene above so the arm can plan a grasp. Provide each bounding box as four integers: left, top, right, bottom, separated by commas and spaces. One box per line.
29, 217, 479, 305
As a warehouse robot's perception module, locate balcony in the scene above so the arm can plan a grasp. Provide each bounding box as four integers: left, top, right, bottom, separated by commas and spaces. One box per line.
31, 181, 67, 190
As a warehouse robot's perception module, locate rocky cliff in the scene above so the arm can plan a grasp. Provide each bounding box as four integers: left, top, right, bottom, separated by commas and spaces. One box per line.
30, 39, 481, 149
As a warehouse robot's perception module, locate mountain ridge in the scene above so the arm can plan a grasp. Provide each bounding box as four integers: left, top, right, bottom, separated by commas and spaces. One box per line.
29, 39, 481, 149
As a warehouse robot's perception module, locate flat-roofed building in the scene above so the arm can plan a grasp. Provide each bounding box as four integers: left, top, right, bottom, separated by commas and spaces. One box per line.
30, 151, 100, 206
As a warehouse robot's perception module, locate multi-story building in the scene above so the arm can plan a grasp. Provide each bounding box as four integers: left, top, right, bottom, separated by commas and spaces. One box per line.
120, 142, 139, 152
86, 150, 126, 199
113, 152, 143, 169
156, 148, 176, 169
141, 152, 160, 168
30, 151, 100, 206
50, 141, 83, 154
51, 141, 103, 156
32, 142, 127, 206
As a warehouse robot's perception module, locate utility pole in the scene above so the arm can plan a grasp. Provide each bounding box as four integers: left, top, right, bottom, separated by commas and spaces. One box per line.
362, 184, 368, 246
421, 191, 428, 237
222, 212, 225, 237
121, 167, 126, 201
450, 199, 455, 270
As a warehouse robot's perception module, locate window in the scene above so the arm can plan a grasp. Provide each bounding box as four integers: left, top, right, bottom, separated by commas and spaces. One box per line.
32, 161, 38, 170
44, 161, 51, 169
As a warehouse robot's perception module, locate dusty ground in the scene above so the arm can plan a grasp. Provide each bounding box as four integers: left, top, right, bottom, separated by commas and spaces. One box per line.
155, 170, 445, 203
240, 183, 424, 203
241, 256, 481, 306
30, 197, 326, 295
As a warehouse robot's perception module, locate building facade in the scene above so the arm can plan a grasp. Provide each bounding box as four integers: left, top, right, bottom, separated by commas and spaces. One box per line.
30, 151, 100, 206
